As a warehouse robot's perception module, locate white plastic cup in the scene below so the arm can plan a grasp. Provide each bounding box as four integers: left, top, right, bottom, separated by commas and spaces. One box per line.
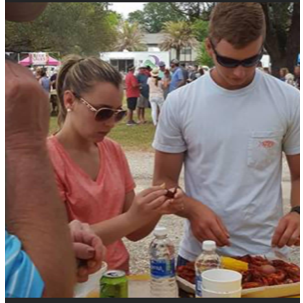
202, 287, 242, 298
201, 269, 242, 292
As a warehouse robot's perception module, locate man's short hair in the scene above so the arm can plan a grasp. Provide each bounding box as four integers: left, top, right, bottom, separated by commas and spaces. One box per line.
209, 3, 266, 49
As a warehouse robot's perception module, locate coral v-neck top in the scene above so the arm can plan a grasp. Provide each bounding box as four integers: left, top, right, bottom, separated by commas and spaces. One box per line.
47, 135, 135, 272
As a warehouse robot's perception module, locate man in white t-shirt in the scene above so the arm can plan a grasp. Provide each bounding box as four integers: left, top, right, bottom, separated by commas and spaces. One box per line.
152, 3, 300, 263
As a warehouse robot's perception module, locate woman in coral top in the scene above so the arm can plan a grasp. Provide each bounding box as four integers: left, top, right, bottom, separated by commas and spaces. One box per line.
47, 55, 182, 273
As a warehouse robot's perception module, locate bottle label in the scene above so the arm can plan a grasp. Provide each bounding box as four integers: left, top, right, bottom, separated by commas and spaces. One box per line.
195, 274, 203, 298
150, 259, 175, 278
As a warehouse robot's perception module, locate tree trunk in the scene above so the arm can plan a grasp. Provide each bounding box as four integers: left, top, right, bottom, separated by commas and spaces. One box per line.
285, 2, 300, 73
176, 48, 181, 61
262, 3, 300, 77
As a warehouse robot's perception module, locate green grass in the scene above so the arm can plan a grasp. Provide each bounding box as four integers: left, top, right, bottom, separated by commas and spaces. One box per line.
49, 108, 156, 152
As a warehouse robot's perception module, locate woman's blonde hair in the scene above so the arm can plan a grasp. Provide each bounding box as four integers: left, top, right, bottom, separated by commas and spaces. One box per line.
56, 55, 122, 127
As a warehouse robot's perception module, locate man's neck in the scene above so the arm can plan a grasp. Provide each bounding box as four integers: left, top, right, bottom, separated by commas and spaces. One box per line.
210, 68, 256, 90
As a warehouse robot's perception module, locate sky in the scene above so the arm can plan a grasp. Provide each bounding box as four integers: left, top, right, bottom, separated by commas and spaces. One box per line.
110, 2, 146, 18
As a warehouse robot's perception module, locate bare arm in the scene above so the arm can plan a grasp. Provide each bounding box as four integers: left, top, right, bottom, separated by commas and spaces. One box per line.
90, 212, 142, 246
287, 154, 300, 208
5, 60, 76, 297
91, 188, 168, 246
123, 191, 161, 242
153, 150, 230, 247
272, 154, 300, 247
153, 150, 197, 219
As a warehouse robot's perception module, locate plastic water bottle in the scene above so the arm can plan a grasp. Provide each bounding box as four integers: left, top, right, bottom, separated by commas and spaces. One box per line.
149, 226, 178, 298
195, 240, 221, 298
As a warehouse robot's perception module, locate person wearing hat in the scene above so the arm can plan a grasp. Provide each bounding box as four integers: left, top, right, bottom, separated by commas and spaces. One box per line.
125, 64, 140, 126
158, 61, 166, 80
169, 59, 185, 94
136, 65, 150, 124
147, 68, 164, 126
6, 3, 105, 297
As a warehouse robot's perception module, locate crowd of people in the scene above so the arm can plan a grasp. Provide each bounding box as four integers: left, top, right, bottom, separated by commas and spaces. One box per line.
124, 60, 206, 126
6, 2, 300, 298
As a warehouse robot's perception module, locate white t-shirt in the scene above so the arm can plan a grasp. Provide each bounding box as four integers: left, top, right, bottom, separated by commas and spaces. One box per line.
153, 69, 300, 260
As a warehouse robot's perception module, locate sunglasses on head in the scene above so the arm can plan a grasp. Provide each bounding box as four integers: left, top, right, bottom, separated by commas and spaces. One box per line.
209, 39, 263, 68
72, 92, 127, 123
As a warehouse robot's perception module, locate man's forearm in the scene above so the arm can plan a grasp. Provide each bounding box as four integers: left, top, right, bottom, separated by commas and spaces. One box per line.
6, 148, 76, 297
290, 178, 300, 207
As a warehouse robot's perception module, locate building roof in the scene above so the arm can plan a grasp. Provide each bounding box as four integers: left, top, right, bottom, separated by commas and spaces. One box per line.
142, 33, 166, 45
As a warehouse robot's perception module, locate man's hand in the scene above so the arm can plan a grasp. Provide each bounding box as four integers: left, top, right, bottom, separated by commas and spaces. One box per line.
157, 188, 186, 215
6, 60, 49, 151
69, 220, 106, 283
272, 212, 300, 248
187, 201, 230, 247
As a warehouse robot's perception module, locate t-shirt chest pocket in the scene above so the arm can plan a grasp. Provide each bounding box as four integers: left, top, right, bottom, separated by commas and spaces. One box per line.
247, 131, 283, 170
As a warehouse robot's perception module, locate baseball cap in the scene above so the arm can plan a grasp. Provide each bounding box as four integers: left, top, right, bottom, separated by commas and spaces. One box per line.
170, 59, 179, 64
6, 3, 48, 22
159, 61, 166, 67
128, 64, 135, 71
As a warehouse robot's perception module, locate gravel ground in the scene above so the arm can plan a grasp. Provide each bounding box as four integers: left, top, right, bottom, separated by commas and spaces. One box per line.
123, 151, 300, 274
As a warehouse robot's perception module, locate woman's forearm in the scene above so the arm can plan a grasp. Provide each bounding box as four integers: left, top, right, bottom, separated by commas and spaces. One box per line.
91, 212, 143, 246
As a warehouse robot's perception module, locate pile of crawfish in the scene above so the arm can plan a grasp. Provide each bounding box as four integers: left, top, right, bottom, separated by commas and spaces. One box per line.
176, 255, 300, 290
236, 255, 300, 289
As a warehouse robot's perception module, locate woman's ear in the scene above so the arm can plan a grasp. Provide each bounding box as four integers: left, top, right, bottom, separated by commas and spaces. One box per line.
63, 90, 76, 111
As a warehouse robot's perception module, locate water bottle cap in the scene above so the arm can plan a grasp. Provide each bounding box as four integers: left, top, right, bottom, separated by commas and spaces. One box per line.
202, 240, 216, 251
154, 226, 167, 237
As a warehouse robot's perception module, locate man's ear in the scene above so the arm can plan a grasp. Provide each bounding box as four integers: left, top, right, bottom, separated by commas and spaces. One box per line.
205, 38, 214, 57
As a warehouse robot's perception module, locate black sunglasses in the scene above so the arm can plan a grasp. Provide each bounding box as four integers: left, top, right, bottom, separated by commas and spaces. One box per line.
72, 92, 127, 123
209, 39, 263, 68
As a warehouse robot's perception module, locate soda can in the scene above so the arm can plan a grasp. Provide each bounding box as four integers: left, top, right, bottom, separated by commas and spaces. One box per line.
100, 270, 128, 298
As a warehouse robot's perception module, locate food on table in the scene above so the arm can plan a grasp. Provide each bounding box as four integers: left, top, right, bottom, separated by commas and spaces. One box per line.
221, 257, 249, 272
176, 255, 300, 290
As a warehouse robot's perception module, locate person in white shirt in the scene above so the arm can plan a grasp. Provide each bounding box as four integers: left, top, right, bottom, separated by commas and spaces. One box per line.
152, 3, 300, 265
147, 68, 165, 126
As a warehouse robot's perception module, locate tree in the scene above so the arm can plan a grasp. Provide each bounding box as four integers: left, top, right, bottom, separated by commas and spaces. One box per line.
160, 21, 198, 60
115, 21, 147, 51
128, 2, 185, 33
5, 2, 118, 56
196, 43, 214, 67
168, 2, 215, 22
261, 3, 300, 76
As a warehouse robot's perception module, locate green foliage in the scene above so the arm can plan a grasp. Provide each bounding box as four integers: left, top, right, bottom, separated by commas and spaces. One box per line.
196, 43, 214, 67
160, 21, 198, 60
168, 2, 215, 21
115, 21, 146, 51
192, 19, 209, 42
128, 2, 185, 33
5, 2, 118, 56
